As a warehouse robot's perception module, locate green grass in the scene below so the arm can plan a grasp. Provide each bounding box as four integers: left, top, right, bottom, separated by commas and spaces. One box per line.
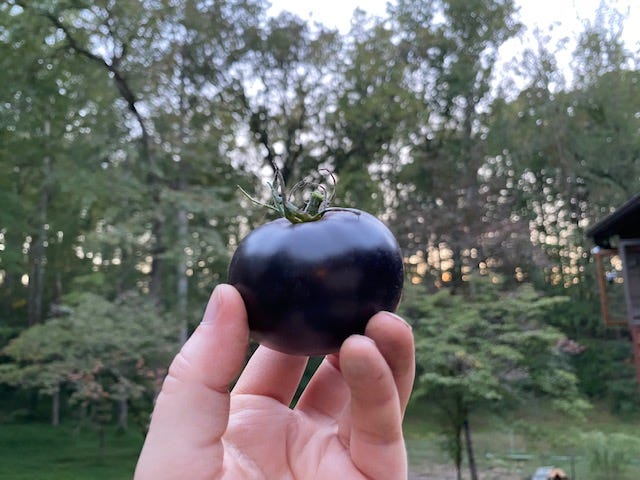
2, 401, 640, 479
0, 423, 144, 480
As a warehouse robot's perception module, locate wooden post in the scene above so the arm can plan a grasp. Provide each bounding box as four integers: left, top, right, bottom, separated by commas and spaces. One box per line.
593, 249, 627, 326
631, 325, 640, 389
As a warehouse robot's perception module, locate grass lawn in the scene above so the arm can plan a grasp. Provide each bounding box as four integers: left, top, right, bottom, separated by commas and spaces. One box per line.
0, 423, 144, 480
1, 401, 640, 480
404, 400, 640, 479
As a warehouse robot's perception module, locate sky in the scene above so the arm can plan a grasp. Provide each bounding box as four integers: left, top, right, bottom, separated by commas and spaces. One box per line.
267, 0, 640, 42
267, 0, 640, 88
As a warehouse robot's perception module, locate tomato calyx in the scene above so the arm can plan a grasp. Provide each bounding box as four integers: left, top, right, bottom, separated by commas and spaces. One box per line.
240, 168, 355, 224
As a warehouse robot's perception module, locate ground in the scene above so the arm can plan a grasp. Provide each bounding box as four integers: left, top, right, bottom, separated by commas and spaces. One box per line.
409, 465, 522, 480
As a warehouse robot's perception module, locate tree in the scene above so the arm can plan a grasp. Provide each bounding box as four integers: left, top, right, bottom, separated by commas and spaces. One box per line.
0, 291, 176, 438
0, 2, 124, 327
481, 3, 640, 411
325, 10, 420, 212
8, 0, 263, 338
388, 0, 522, 290
401, 276, 589, 480
485, 8, 639, 290
239, 11, 341, 184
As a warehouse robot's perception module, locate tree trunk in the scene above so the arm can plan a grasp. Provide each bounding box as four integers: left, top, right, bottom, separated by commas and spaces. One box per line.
55, 272, 63, 305
453, 422, 463, 480
176, 58, 190, 346
451, 245, 463, 294
464, 418, 479, 480
177, 208, 189, 345
118, 397, 128, 430
444, 397, 465, 480
98, 425, 105, 458
51, 386, 60, 426
75, 404, 88, 435
149, 218, 164, 303
27, 120, 51, 325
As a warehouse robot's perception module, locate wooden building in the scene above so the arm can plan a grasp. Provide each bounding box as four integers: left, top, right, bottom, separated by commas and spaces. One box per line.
587, 194, 640, 386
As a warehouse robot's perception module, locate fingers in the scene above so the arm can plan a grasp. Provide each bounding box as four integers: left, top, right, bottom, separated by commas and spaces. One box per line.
364, 311, 415, 415
297, 311, 414, 422
340, 335, 408, 480
135, 284, 249, 479
232, 346, 308, 406
295, 354, 350, 419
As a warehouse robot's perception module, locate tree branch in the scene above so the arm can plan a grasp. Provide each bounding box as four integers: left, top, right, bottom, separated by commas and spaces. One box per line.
25, 4, 153, 165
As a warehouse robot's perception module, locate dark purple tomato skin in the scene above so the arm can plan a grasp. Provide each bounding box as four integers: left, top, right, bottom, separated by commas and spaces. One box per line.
228, 210, 404, 356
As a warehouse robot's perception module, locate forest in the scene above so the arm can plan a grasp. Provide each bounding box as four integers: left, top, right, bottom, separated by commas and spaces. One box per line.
1, 0, 639, 478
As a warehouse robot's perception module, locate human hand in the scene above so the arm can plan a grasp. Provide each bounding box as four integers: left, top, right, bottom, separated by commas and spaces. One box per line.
134, 284, 415, 479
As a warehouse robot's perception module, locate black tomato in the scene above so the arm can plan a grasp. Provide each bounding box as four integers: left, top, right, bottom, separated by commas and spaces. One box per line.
228, 210, 404, 355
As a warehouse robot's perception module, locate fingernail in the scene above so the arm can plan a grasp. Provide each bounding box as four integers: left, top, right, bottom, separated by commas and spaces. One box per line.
200, 285, 222, 324
385, 311, 412, 330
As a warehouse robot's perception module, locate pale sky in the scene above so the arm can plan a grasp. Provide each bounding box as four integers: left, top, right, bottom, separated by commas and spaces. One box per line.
268, 0, 640, 89
267, 0, 640, 42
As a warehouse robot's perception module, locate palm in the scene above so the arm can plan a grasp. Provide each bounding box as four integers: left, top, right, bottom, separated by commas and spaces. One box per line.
135, 285, 414, 480
224, 394, 366, 478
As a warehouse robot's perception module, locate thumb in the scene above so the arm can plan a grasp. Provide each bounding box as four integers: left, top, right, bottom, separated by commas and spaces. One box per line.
135, 284, 249, 479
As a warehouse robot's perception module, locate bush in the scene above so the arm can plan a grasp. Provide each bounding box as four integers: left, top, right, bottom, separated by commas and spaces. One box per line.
579, 430, 640, 480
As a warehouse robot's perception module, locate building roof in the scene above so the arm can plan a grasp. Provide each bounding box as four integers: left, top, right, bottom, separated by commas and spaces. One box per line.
586, 194, 640, 248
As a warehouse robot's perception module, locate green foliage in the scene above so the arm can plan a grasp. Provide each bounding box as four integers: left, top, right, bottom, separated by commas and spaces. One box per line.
572, 339, 640, 414
389, 0, 523, 273
579, 430, 640, 480
327, 12, 418, 212
242, 10, 341, 186
0, 292, 177, 425
401, 276, 589, 471
404, 277, 582, 406
486, 14, 639, 289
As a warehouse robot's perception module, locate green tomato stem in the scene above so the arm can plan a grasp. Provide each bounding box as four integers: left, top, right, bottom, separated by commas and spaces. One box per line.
240, 168, 339, 224
305, 190, 325, 216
